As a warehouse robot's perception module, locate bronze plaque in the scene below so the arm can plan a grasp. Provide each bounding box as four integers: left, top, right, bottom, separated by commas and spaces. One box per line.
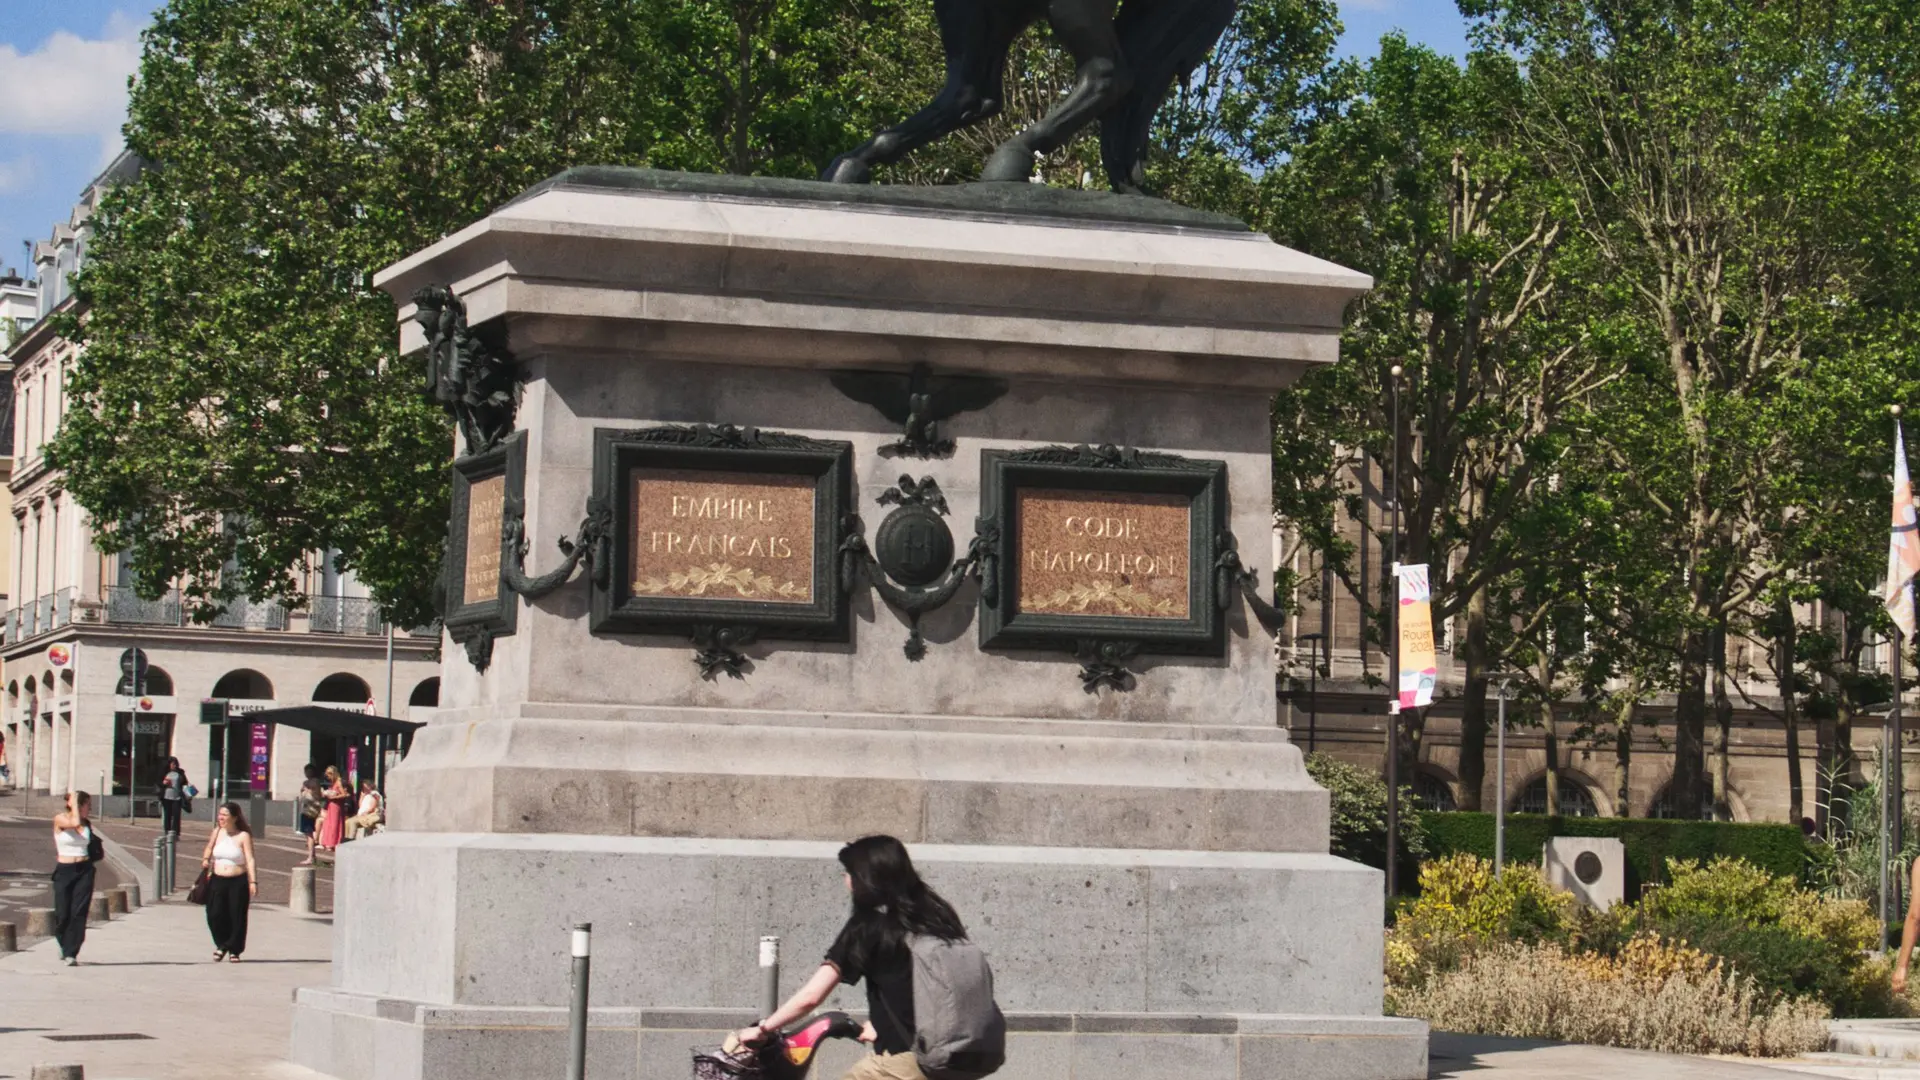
630, 469, 815, 604
462, 474, 506, 606
1016, 489, 1190, 619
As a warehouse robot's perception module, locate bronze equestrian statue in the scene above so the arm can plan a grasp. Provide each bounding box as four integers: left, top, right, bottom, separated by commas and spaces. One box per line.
822, 0, 1239, 193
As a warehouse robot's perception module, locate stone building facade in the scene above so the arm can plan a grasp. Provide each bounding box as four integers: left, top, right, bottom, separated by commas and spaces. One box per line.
1272, 455, 1894, 826
0, 152, 438, 803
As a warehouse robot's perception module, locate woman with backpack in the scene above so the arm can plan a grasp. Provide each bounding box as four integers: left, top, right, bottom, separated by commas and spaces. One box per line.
733, 835, 1004, 1080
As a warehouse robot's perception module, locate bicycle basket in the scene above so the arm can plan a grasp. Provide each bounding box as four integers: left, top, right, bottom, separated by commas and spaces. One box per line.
692, 1049, 764, 1080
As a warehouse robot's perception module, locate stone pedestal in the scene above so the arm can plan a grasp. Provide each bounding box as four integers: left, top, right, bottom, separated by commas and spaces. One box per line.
290, 169, 1425, 1080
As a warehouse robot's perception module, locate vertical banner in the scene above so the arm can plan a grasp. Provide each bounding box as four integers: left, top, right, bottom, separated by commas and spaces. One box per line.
1397, 563, 1437, 711
347, 745, 360, 788
249, 723, 271, 793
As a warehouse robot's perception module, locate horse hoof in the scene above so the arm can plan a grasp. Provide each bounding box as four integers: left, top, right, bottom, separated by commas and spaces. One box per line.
979, 145, 1035, 183
821, 155, 872, 184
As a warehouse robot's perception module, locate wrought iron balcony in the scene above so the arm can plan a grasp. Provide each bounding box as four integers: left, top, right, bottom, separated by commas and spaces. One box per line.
104, 586, 184, 627
211, 598, 288, 631
310, 594, 385, 635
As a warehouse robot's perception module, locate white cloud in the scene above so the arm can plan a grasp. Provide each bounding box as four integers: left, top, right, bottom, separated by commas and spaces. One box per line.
0, 11, 142, 152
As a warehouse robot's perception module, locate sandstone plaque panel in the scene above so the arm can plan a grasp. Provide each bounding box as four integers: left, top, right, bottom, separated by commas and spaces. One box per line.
463, 475, 507, 606
979, 446, 1228, 656
445, 432, 524, 657
629, 470, 816, 604
1016, 489, 1191, 620
591, 425, 853, 642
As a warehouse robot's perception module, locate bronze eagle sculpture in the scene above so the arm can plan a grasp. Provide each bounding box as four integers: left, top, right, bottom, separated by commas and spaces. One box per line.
822, 0, 1240, 193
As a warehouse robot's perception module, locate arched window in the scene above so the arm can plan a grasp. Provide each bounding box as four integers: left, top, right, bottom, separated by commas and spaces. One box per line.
1514, 774, 1599, 817
408, 678, 440, 708
1414, 772, 1457, 812
211, 669, 273, 701
313, 673, 372, 704
116, 665, 173, 696
1650, 784, 1720, 820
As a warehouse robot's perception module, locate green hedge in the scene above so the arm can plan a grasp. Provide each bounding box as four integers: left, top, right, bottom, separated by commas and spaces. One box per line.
1420, 812, 1808, 896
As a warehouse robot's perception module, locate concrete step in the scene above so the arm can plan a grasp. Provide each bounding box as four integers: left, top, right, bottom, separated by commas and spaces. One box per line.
1829, 1022, 1920, 1063
1750, 1053, 1920, 1078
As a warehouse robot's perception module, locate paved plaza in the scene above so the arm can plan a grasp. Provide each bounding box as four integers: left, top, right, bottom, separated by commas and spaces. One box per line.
2, 890, 1913, 1079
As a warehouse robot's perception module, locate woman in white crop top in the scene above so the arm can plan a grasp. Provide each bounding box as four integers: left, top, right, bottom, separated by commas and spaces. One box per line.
198, 802, 257, 961
50, 790, 97, 965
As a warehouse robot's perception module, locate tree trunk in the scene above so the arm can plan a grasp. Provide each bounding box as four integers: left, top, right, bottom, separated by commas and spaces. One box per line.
1614, 690, 1636, 817
1712, 627, 1733, 821
1457, 584, 1490, 810
1781, 613, 1803, 826
1672, 627, 1711, 818
1542, 698, 1560, 816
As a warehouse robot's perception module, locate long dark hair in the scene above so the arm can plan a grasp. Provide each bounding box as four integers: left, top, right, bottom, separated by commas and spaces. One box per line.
220, 801, 253, 835
838, 835, 966, 942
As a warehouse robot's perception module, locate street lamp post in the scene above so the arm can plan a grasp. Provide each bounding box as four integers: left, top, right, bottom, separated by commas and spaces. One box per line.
1493, 675, 1517, 879
1386, 364, 1404, 903
1299, 633, 1326, 755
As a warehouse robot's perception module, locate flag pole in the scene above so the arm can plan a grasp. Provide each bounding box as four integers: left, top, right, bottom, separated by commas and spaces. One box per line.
1897, 405, 1908, 939
1386, 364, 1403, 906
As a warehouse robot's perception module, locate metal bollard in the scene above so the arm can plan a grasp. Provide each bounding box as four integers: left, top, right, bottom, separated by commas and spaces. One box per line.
759, 936, 781, 1019
567, 923, 591, 1080
163, 834, 177, 896
152, 836, 168, 899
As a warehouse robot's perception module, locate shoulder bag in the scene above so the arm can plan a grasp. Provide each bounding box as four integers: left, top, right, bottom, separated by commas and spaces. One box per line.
187, 867, 211, 905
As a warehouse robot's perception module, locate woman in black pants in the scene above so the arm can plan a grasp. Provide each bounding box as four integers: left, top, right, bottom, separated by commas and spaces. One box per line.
198, 802, 257, 961
50, 790, 96, 966
158, 757, 190, 838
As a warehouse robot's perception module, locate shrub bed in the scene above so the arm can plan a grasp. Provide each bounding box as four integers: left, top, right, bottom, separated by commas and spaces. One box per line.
1394, 938, 1831, 1057
1386, 853, 1901, 1055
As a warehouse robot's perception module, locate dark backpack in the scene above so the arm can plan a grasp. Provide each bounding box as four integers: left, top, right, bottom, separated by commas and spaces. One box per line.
904, 935, 1005, 1080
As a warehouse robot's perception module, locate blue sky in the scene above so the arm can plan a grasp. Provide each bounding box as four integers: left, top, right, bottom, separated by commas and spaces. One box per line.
0, 1, 1468, 277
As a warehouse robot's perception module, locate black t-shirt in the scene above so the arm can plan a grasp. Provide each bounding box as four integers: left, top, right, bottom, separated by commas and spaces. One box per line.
825, 912, 915, 1055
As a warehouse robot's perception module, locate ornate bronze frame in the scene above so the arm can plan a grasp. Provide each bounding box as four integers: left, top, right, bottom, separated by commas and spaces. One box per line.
444, 432, 526, 672
590, 424, 854, 677
976, 444, 1229, 688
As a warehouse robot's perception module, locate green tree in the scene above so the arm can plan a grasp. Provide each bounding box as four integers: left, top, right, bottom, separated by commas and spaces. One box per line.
1474, 0, 1920, 816
1267, 37, 1594, 809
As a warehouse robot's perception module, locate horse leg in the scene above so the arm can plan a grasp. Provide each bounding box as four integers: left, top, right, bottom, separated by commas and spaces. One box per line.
979, 0, 1133, 182
823, 0, 1030, 183
1099, 0, 1238, 192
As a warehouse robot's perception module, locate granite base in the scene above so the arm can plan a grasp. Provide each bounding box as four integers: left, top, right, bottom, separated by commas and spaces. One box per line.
290, 992, 1429, 1080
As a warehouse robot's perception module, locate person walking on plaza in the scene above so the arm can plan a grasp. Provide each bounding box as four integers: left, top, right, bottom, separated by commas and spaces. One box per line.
296, 764, 325, 865
345, 778, 384, 840
158, 757, 191, 838
731, 835, 1005, 1080
51, 790, 100, 966
316, 766, 349, 857
199, 801, 258, 961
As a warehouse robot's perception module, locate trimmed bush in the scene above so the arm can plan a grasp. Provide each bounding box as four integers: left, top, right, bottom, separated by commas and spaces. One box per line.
1307, 753, 1427, 874
1420, 811, 1807, 894
1633, 858, 1893, 1017
1388, 854, 1572, 986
